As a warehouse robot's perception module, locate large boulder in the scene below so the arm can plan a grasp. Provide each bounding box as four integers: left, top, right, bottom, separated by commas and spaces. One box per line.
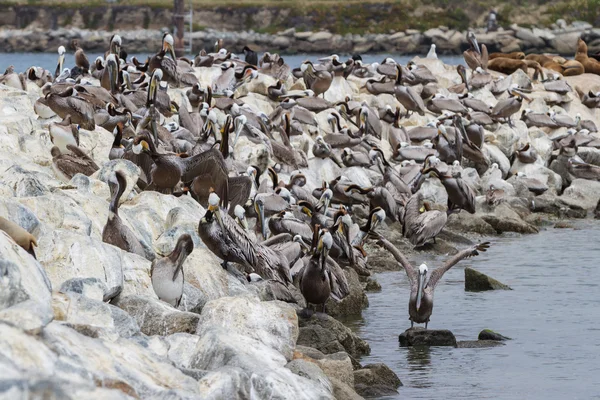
465, 268, 512, 291
354, 363, 402, 397
115, 295, 200, 336
560, 179, 600, 210
297, 313, 370, 358
325, 269, 368, 317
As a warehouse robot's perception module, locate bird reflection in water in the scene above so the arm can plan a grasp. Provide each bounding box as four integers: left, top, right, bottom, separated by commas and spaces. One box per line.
405, 346, 434, 388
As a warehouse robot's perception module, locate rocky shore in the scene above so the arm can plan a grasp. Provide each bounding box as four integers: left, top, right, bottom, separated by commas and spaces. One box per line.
2, 28, 600, 398
3, 20, 600, 55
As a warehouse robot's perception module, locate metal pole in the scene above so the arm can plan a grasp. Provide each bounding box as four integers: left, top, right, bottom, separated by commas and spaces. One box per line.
173, 0, 185, 57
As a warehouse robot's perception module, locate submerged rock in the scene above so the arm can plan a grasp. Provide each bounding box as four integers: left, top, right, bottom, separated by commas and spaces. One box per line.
457, 340, 505, 348
478, 329, 511, 341
398, 327, 457, 347
465, 267, 512, 291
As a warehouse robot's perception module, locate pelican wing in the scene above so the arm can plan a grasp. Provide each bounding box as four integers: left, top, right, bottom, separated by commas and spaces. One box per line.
227, 175, 252, 216
428, 242, 490, 288
326, 257, 350, 301
181, 148, 229, 207
411, 211, 447, 247
66, 144, 99, 170
261, 233, 292, 247
372, 232, 417, 284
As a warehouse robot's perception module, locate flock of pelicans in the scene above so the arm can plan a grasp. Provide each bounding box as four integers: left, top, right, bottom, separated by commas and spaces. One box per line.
2, 30, 600, 329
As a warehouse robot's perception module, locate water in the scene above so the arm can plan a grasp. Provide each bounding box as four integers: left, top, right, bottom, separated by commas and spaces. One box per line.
350, 222, 600, 400
0, 52, 465, 74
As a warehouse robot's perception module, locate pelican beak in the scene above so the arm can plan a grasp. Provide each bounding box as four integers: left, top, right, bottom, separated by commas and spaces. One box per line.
164, 40, 176, 60
149, 75, 158, 105
302, 206, 313, 218
233, 120, 243, 148
132, 140, 148, 154
209, 203, 225, 231
416, 271, 426, 311
318, 193, 331, 214
256, 201, 266, 239
419, 205, 425, 213
239, 215, 249, 231
471, 36, 481, 55
359, 111, 366, 130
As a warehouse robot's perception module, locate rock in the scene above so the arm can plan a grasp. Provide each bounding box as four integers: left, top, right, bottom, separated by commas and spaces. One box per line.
325, 268, 368, 317
52, 292, 140, 339
163, 332, 201, 370
447, 212, 497, 235
478, 329, 511, 341
514, 26, 545, 48
364, 277, 381, 292
191, 328, 332, 399
464, 267, 512, 291
330, 377, 364, 400
314, 351, 354, 388
554, 221, 574, 229
115, 295, 200, 336
92, 159, 140, 203
560, 179, 600, 210
59, 277, 108, 302
285, 359, 332, 391
308, 31, 332, 42
197, 296, 298, 360
551, 31, 582, 55
398, 327, 457, 347
354, 363, 402, 397
481, 203, 539, 234
457, 340, 505, 348
297, 313, 370, 358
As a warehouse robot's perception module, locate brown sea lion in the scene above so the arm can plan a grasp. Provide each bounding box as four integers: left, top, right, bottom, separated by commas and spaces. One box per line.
575, 38, 600, 75
488, 58, 544, 80
489, 52, 525, 60
0, 216, 37, 259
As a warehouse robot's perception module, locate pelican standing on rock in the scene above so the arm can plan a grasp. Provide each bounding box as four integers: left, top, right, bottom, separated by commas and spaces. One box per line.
151, 234, 194, 308
376, 234, 490, 328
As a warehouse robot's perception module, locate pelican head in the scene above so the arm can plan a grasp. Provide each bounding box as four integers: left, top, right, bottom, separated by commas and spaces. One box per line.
317, 230, 333, 268
234, 204, 248, 230
233, 115, 247, 148
317, 188, 333, 214
416, 263, 428, 311
207, 191, 224, 231
162, 33, 176, 60
110, 34, 122, 56
467, 31, 480, 55
132, 138, 149, 155
148, 68, 163, 105
370, 207, 386, 232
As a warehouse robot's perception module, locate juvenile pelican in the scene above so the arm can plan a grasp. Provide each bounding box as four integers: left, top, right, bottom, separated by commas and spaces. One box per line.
376, 234, 490, 328
151, 234, 194, 308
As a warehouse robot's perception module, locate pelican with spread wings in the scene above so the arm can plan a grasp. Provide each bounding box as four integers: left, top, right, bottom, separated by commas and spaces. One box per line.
376, 233, 490, 328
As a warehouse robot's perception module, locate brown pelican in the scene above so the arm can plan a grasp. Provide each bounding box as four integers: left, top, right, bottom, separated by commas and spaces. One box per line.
301, 61, 332, 97
49, 115, 80, 153
132, 135, 229, 198
71, 39, 90, 74
516, 143, 538, 163
394, 65, 426, 116
55, 45, 66, 79
0, 66, 26, 90
102, 171, 148, 260
45, 87, 95, 130
463, 31, 488, 71
376, 234, 490, 328
490, 89, 525, 128
151, 234, 194, 308
198, 192, 292, 284
0, 216, 37, 259
100, 54, 120, 94
426, 167, 477, 214
51, 145, 99, 181
299, 229, 334, 312
403, 192, 447, 247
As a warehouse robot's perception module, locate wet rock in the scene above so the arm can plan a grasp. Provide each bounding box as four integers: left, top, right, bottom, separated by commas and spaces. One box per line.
457, 340, 505, 348
364, 277, 382, 292
115, 295, 200, 336
354, 363, 402, 397
478, 329, 511, 341
554, 221, 575, 229
465, 267, 512, 291
481, 203, 539, 234
297, 313, 370, 358
314, 351, 355, 388
325, 268, 368, 317
398, 327, 457, 347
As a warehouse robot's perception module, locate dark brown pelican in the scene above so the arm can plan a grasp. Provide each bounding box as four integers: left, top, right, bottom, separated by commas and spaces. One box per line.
490, 89, 526, 128
198, 192, 292, 284
102, 171, 148, 260
376, 234, 490, 328
71, 39, 90, 74
51, 145, 99, 181
45, 87, 95, 130
426, 167, 477, 214
301, 61, 332, 97
463, 31, 488, 71
0, 216, 37, 259
403, 192, 447, 247
394, 65, 426, 116
299, 229, 333, 312
151, 234, 194, 308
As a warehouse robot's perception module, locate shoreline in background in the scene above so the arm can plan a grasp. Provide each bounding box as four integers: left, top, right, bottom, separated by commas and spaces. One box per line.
1, 22, 600, 56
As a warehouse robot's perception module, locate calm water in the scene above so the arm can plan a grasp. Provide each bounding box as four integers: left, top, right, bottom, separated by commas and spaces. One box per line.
350, 222, 600, 400
0, 52, 464, 74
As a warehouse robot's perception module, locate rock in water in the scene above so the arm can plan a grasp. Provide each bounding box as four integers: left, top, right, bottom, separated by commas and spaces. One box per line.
398, 327, 457, 347
297, 313, 370, 358
464, 267, 512, 291
478, 329, 511, 341
354, 363, 402, 397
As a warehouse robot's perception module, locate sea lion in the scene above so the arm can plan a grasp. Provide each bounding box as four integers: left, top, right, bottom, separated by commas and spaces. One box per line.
0, 216, 37, 259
